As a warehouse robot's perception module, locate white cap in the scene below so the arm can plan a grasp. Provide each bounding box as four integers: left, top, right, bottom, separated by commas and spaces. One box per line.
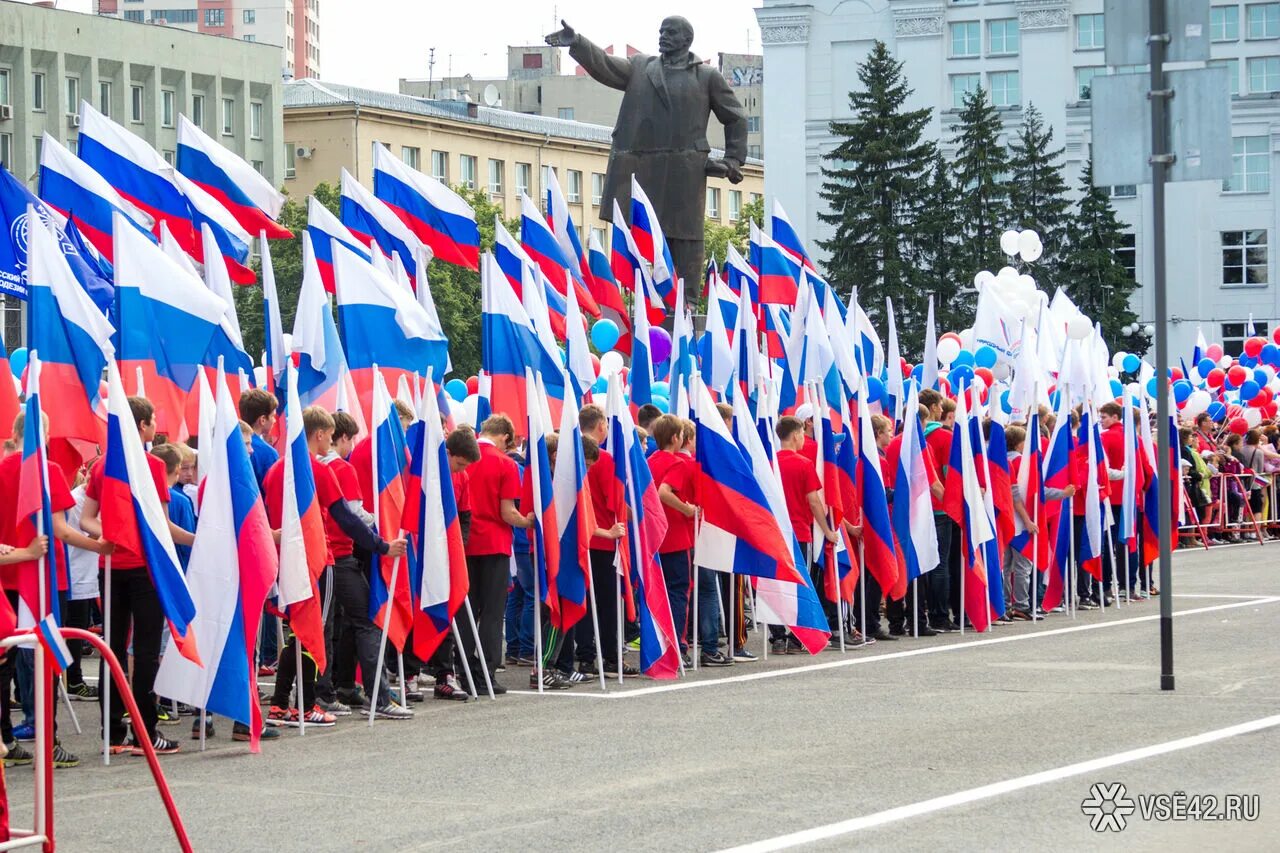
794, 403, 814, 421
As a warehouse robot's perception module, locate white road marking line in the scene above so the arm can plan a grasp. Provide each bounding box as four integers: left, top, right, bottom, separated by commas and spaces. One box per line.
1170, 593, 1277, 599
716, 713, 1280, 852
508, 597, 1280, 700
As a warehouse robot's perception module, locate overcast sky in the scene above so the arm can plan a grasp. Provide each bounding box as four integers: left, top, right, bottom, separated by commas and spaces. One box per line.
57, 1, 763, 91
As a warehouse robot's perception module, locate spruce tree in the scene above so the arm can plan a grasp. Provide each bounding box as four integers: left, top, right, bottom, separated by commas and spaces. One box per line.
1007, 104, 1072, 290
950, 87, 1011, 279
1061, 159, 1145, 352
912, 152, 968, 340
817, 41, 935, 331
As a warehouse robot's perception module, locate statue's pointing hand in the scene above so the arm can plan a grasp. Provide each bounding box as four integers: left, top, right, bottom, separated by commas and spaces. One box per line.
545, 19, 576, 47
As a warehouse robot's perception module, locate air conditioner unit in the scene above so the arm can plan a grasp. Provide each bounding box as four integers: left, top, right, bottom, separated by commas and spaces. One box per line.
0, 105, 11, 121
67, 113, 80, 128
295, 145, 313, 159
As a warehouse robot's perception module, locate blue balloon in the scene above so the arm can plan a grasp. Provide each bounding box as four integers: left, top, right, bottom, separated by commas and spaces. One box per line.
651, 395, 669, 413
1109, 379, 1124, 399
1240, 380, 1261, 400
1173, 380, 1192, 402
592, 375, 609, 395
1255, 368, 1270, 387
1197, 357, 1217, 376
1123, 353, 1141, 374
999, 389, 1012, 414
1146, 377, 1160, 398
9, 347, 27, 379
1240, 353, 1258, 368
974, 346, 997, 369
1208, 401, 1227, 422
444, 378, 468, 402
651, 381, 671, 398
951, 350, 975, 369
948, 365, 974, 388
866, 376, 885, 402
590, 319, 620, 352
1262, 344, 1280, 366
910, 363, 924, 382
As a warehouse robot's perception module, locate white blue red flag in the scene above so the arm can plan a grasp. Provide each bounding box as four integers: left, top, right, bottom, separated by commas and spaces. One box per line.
629, 177, 677, 308
339, 165, 425, 278
38, 132, 154, 260
177, 114, 290, 240
368, 371, 413, 651
892, 382, 940, 583
372, 143, 479, 270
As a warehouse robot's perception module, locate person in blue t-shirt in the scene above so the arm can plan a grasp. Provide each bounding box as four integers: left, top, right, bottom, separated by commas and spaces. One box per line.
238, 388, 280, 492
150, 444, 195, 570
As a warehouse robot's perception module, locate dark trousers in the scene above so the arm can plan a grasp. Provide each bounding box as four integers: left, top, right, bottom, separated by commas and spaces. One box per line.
99, 567, 163, 744
329, 556, 390, 705
273, 569, 332, 710
1073, 515, 1114, 602
854, 569, 884, 637
64, 597, 96, 685
579, 548, 619, 665
659, 550, 691, 653
928, 516, 955, 629
459, 554, 509, 678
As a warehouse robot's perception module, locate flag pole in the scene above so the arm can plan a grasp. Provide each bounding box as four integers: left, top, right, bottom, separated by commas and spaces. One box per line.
295, 630, 307, 735
59, 679, 81, 735
691, 558, 699, 671
587, 569, 607, 692
451, 619, 479, 699
462, 597, 495, 699
615, 571, 624, 686
199, 709, 207, 751
396, 652, 407, 709
857, 538, 865, 648
532, 529, 545, 693
912, 579, 918, 638
959, 532, 965, 637
368, 550, 402, 725
102, 555, 112, 766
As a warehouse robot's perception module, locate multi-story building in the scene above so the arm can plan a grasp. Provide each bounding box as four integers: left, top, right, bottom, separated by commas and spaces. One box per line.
0, 0, 287, 343
93, 0, 320, 79
284, 79, 764, 251
757, 0, 1278, 357
400, 45, 766, 157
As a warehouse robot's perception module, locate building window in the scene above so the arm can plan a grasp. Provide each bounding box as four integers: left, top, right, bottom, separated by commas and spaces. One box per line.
988, 18, 1019, 55
98, 81, 111, 117
748, 143, 762, 159
250, 101, 263, 139
950, 73, 980, 109
130, 84, 144, 123
950, 21, 981, 57
1117, 233, 1137, 280
401, 146, 420, 170
192, 93, 204, 128
988, 71, 1020, 107
1212, 58, 1241, 96
31, 72, 45, 112
523, 53, 543, 70
221, 98, 234, 135
161, 89, 175, 127
567, 169, 582, 203
488, 158, 504, 194
0, 134, 10, 169
1247, 3, 1280, 38
591, 226, 606, 247
1110, 185, 1138, 199
749, 192, 762, 207
32, 136, 42, 166
284, 143, 296, 180
746, 115, 761, 133
124, 10, 144, 22
1222, 322, 1250, 356
1226, 136, 1270, 193
243, 35, 256, 42
65, 77, 79, 114
1212, 5, 1241, 41
430, 150, 448, 182
591, 172, 604, 205
557, 107, 575, 121
728, 189, 742, 222
459, 154, 477, 189
1075, 66, 1103, 100
204, 8, 225, 27
252, 160, 264, 174
706, 187, 721, 220
1076, 14, 1105, 49
162, 149, 174, 165
0, 69, 10, 107
516, 162, 532, 196
244, 9, 256, 24
1247, 56, 1280, 92
1222, 230, 1268, 285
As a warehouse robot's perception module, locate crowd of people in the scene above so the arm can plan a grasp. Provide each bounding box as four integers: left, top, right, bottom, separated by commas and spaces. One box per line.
4, 378, 1272, 770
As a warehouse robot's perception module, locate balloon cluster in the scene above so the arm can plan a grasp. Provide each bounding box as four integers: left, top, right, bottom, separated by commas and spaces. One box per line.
970, 230, 1045, 324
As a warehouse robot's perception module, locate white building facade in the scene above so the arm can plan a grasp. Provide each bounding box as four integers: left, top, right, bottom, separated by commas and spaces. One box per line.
756, 0, 1280, 356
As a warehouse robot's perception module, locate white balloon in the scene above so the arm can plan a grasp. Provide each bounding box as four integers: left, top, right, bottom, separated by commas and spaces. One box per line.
973, 270, 995, 291
1183, 390, 1211, 417
1112, 351, 1130, 370
992, 361, 1011, 381
600, 351, 625, 376
282, 332, 294, 354
1106, 366, 1120, 379
937, 337, 961, 365
1016, 273, 1037, 294
1244, 407, 1262, 427
1066, 315, 1092, 340
1219, 355, 1234, 369
1018, 230, 1042, 259
959, 328, 975, 349
1021, 241, 1044, 262
459, 394, 480, 427
1144, 324, 1155, 336
1000, 230, 1021, 256
253, 366, 268, 388
1270, 378, 1280, 393
997, 266, 1019, 281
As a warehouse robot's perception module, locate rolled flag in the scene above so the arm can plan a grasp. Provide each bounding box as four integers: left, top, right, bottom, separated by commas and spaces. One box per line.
177, 114, 291, 239
15, 353, 60, 624
891, 382, 940, 584
35, 614, 73, 675
261, 235, 287, 398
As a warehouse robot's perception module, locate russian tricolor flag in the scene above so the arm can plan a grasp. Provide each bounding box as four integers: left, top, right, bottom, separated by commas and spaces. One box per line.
261, 235, 288, 398
856, 379, 901, 600
368, 372, 413, 652
629, 177, 676, 308
525, 370, 561, 628
292, 232, 356, 428
551, 378, 593, 631
586, 230, 630, 349
494, 219, 568, 340
752, 222, 799, 306
953, 391, 995, 632
372, 142, 479, 271
723, 243, 759, 304
35, 614, 72, 675
15, 355, 60, 624
154, 367, 277, 750
770, 200, 816, 271
100, 361, 201, 664
192, 223, 255, 409
177, 114, 291, 240
307, 196, 370, 294
38, 132, 154, 261
1041, 393, 1075, 611
520, 193, 601, 319
892, 383, 940, 583
340, 167, 425, 279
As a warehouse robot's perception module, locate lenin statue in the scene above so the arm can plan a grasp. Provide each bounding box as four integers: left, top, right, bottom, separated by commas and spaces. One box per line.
546, 16, 747, 293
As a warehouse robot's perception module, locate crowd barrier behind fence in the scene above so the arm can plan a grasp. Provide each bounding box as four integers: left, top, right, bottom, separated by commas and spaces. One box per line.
1178, 471, 1278, 543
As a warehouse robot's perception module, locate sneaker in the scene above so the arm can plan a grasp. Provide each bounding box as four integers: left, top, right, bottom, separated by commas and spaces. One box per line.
336, 686, 367, 708
191, 718, 215, 740
700, 651, 734, 667
317, 697, 352, 717
52, 741, 79, 769
888, 626, 907, 637
374, 702, 413, 720
769, 639, 789, 655
301, 705, 337, 727
563, 669, 595, 684
232, 723, 280, 742
12, 723, 34, 742
487, 680, 508, 696
680, 652, 693, 668
626, 637, 641, 652
530, 670, 572, 690
785, 638, 805, 654
265, 705, 298, 727
1077, 599, 1098, 610
433, 675, 470, 701
1009, 609, 1032, 621
154, 704, 177, 725
871, 630, 897, 642
67, 682, 99, 701
602, 661, 640, 677
731, 648, 758, 662
388, 687, 424, 705
257, 664, 277, 677
4, 741, 32, 767
106, 738, 133, 756
914, 624, 939, 637
132, 734, 179, 756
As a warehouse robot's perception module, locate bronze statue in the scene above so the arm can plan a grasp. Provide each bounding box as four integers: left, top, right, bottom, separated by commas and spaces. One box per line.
546, 16, 747, 293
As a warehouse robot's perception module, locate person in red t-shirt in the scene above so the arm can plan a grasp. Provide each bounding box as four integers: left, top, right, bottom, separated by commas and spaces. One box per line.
775, 415, 839, 650
577, 404, 633, 677
261, 407, 410, 724
882, 403, 945, 637
462, 415, 532, 694
920, 393, 960, 631
647, 415, 699, 665
79, 397, 191, 755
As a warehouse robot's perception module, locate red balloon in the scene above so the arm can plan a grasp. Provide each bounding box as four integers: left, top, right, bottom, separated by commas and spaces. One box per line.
1245, 337, 1266, 358
1170, 367, 1184, 381
465, 375, 479, 394
1229, 417, 1249, 435
1273, 326, 1280, 346
589, 353, 601, 373
974, 366, 994, 386
1206, 343, 1225, 361
1206, 368, 1225, 388
1253, 388, 1273, 407
1265, 402, 1279, 419
1228, 365, 1249, 387
937, 377, 952, 398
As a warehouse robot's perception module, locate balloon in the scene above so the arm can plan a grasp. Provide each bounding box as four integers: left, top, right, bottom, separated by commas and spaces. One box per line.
1112, 351, 1129, 370
8, 347, 26, 378
974, 367, 994, 386
992, 361, 1011, 382
653, 358, 669, 381
1109, 379, 1124, 400
466, 375, 479, 395
1229, 417, 1249, 435
651, 395, 669, 414
999, 230, 1021, 256
974, 346, 997, 369
1172, 380, 1193, 403
253, 365, 268, 388
1218, 355, 1234, 369
1262, 344, 1280, 366
958, 328, 975, 349
1145, 377, 1159, 398
1170, 367, 1184, 382
651, 381, 671, 398
1254, 368, 1271, 389
592, 375, 608, 395
1206, 368, 1225, 388
911, 363, 924, 382
1228, 365, 1249, 387
999, 390, 1012, 414
1206, 343, 1224, 361
648, 327, 673, 366
1122, 353, 1141, 374
951, 350, 975, 369
865, 376, 886, 403
937, 336, 961, 365
1184, 389, 1211, 416
1020, 239, 1043, 263
600, 351, 625, 377
1240, 380, 1261, 400
1245, 337, 1265, 358
1017, 229, 1042, 259
1274, 325, 1280, 345
590, 319, 620, 352
589, 353, 601, 375
1196, 357, 1216, 376
1253, 388, 1273, 407
445, 378, 468, 401
948, 365, 974, 388
1244, 407, 1262, 428
1208, 401, 1227, 422
459, 394, 480, 427
1066, 315, 1092, 340
1240, 353, 1258, 368
973, 270, 995, 291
